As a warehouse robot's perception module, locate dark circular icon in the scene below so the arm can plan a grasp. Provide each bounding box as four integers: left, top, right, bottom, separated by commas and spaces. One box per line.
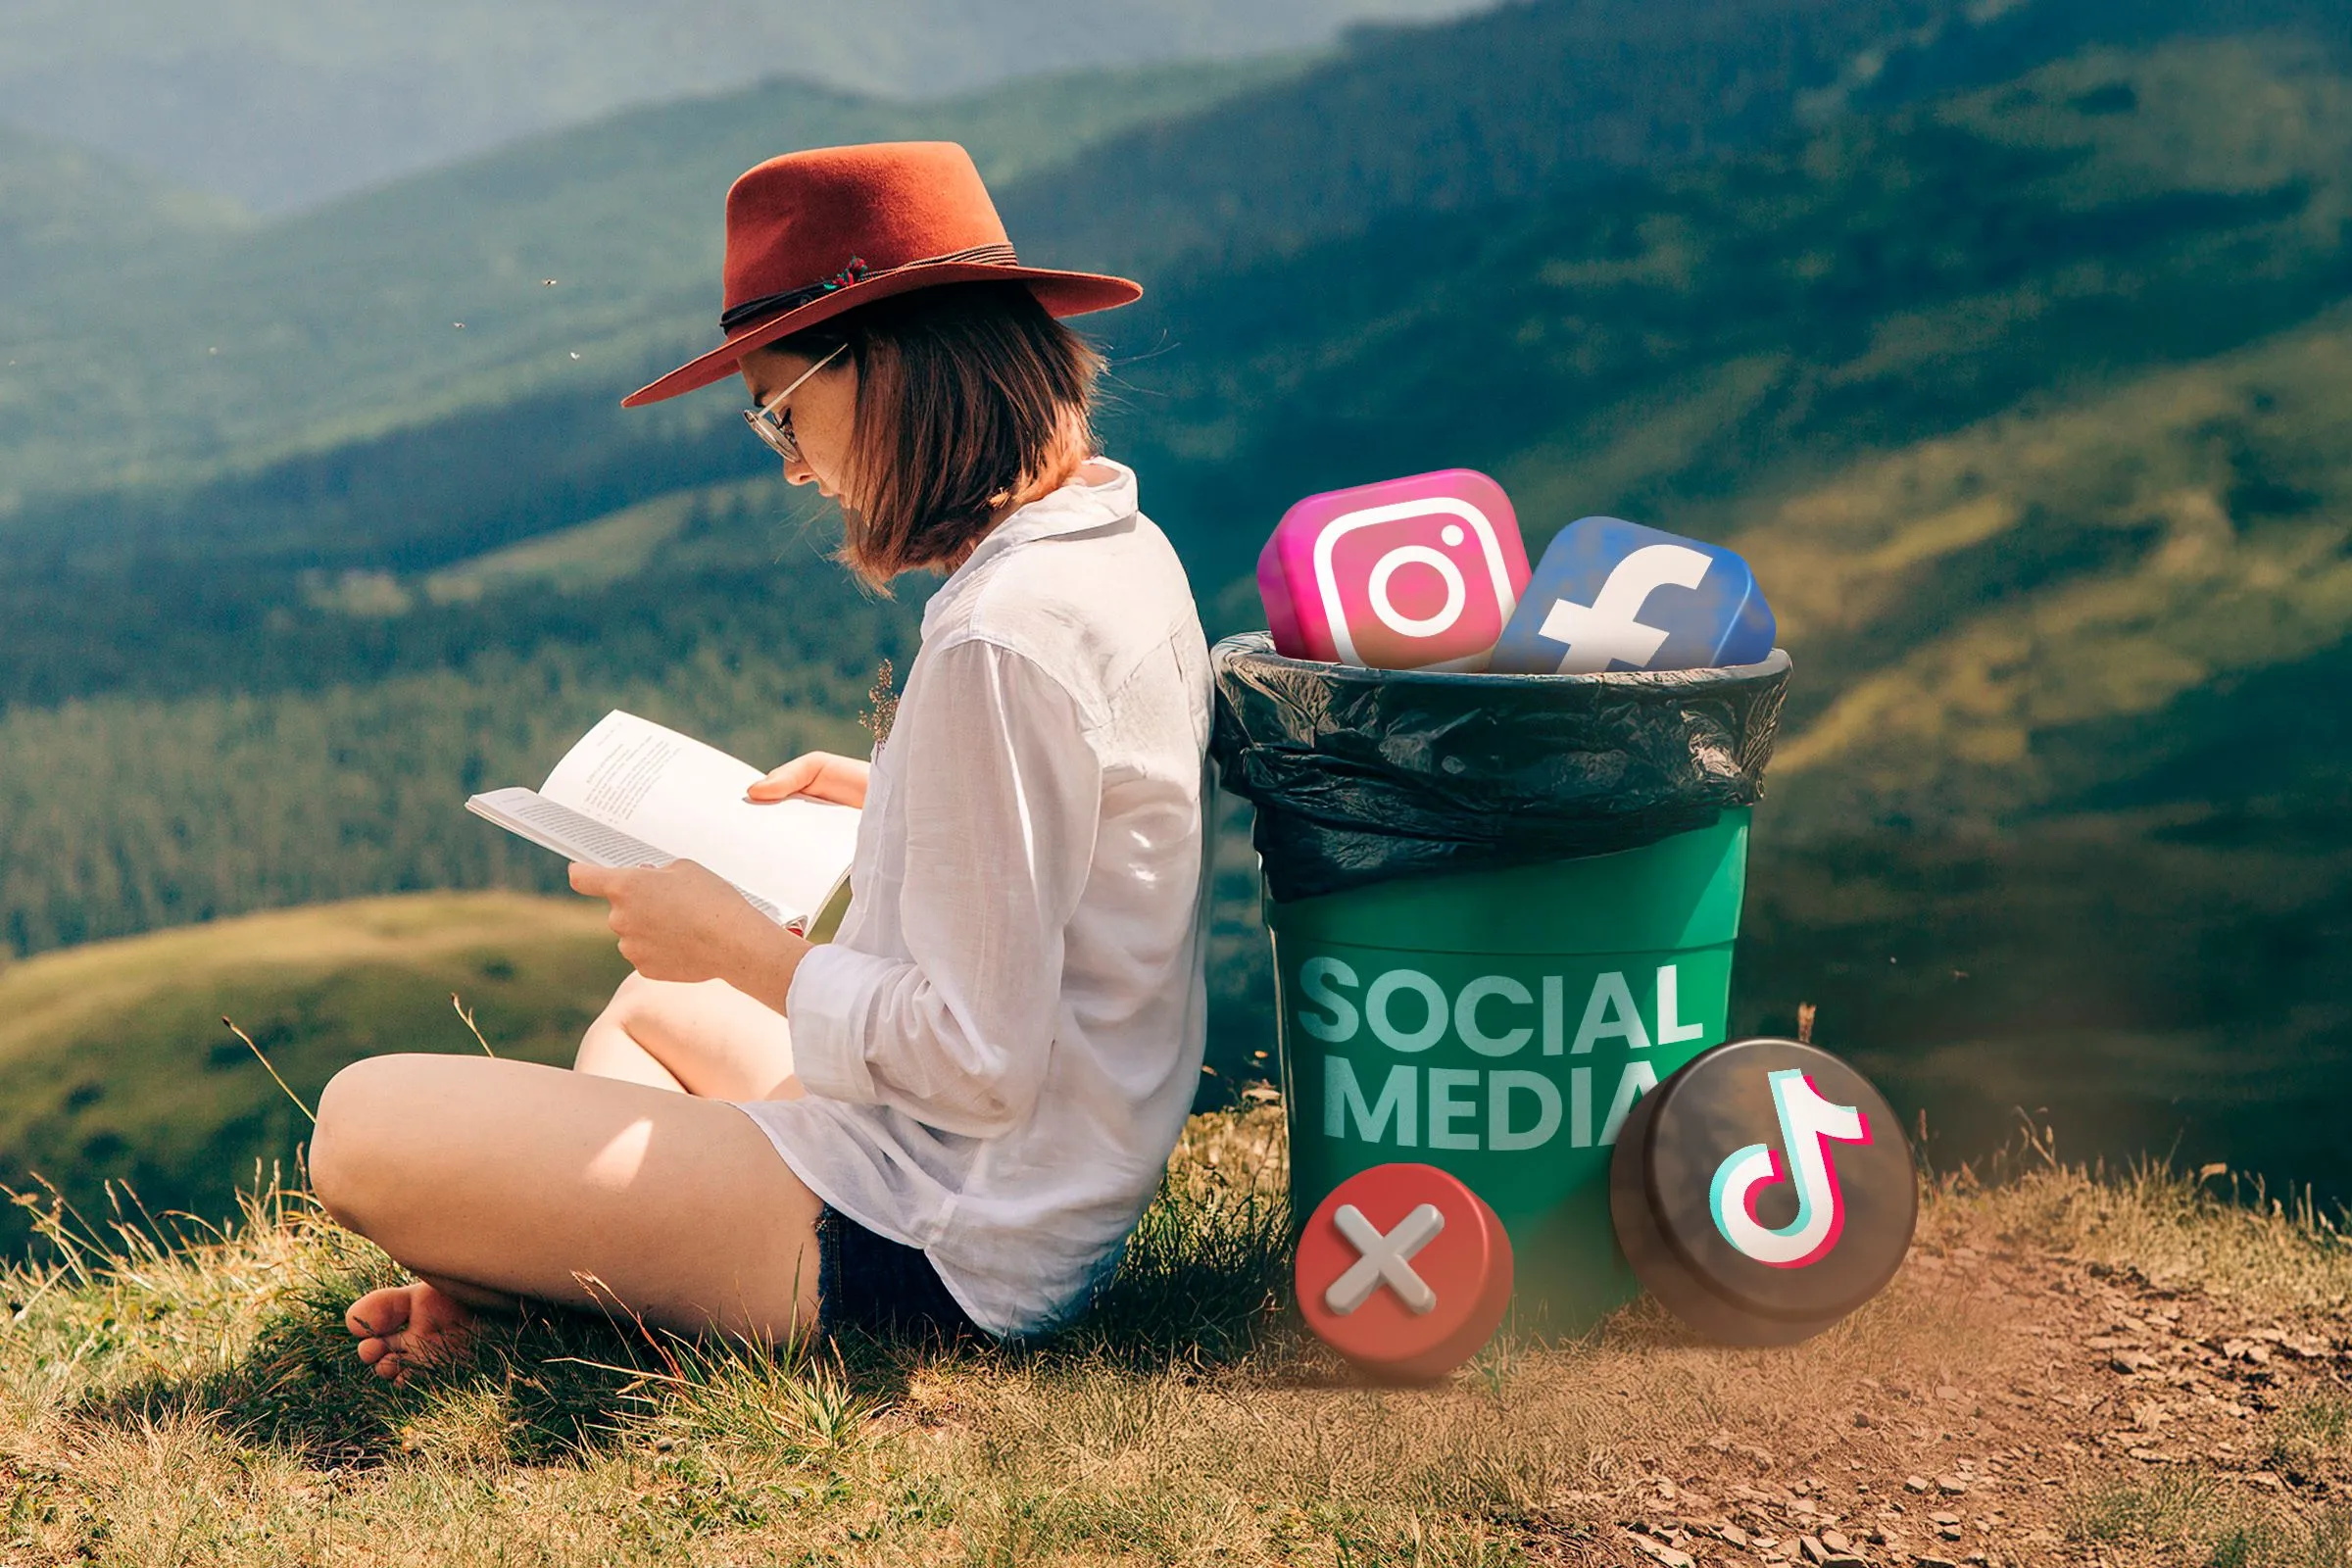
1297, 1162, 1514, 1382
1610, 1038, 1915, 1346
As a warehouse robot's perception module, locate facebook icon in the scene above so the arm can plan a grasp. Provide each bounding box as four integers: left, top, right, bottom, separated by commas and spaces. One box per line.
1489, 516, 1777, 674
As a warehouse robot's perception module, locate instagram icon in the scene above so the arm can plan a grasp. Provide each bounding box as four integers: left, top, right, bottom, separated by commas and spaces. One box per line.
1258, 469, 1531, 670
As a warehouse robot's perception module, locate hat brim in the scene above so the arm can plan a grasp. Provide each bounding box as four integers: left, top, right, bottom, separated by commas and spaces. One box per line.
620, 263, 1143, 407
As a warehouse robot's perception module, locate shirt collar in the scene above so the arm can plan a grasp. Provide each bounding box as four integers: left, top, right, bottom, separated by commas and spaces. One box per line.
921, 458, 1138, 631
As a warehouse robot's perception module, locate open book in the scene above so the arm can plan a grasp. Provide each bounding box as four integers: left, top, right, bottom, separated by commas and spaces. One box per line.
468, 710, 859, 940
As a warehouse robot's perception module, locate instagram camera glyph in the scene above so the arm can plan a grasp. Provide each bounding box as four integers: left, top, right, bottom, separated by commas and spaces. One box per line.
1258, 469, 1531, 670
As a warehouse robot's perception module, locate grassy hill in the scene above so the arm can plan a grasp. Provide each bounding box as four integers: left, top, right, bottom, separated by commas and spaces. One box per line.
0, 0, 1481, 212
0, 894, 628, 1257
1729, 302, 2352, 1191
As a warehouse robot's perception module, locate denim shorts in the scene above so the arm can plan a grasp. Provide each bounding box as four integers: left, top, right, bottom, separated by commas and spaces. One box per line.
813, 1203, 984, 1346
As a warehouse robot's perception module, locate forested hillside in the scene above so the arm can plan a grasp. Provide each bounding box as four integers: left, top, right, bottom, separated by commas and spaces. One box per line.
4, 0, 2352, 1219
1117, 34, 2352, 591
1088, 28, 2352, 1180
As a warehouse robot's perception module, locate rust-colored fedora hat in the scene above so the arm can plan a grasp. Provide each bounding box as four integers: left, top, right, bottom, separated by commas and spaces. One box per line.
621, 141, 1141, 408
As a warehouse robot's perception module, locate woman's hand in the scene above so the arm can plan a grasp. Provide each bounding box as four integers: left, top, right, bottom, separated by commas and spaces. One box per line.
749, 750, 869, 809
568, 860, 808, 1012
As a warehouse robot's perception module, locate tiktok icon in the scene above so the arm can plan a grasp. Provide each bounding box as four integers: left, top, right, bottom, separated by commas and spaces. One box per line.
1609, 1037, 1916, 1346
1706, 1069, 1872, 1268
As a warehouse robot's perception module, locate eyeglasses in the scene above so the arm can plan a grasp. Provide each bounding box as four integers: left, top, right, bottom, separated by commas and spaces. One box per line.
741, 340, 847, 465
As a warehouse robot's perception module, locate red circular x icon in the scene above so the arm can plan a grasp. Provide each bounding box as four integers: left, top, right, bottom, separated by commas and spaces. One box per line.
1297, 1163, 1513, 1382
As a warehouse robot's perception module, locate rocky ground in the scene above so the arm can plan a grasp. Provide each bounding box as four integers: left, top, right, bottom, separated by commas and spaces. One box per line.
1554, 1196, 2352, 1568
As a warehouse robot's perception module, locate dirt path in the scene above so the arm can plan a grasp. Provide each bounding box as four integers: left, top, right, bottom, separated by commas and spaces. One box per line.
1544, 1221, 2352, 1567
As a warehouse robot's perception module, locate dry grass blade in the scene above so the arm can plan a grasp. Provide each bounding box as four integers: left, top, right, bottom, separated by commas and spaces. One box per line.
221, 1015, 316, 1124
451, 992, 499, 1055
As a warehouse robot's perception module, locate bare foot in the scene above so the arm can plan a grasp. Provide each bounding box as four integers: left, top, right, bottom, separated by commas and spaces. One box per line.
345, 1280, 479, 1386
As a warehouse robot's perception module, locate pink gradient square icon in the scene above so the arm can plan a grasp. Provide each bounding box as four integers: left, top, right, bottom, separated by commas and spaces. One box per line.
1257, 469, 1530, 670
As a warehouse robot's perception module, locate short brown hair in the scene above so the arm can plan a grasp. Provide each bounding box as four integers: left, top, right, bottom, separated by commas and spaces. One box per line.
764, 281, 1103, 590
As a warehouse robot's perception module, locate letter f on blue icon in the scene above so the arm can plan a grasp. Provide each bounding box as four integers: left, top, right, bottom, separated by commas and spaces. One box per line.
1489, 516, 1776, 674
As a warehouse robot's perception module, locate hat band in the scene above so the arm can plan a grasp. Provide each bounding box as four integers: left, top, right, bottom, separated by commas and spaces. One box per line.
718, 242, 1021, 333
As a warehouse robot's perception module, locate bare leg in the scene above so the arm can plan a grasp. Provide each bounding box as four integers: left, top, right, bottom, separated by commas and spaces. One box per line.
315, 1054, 823, 1383
574, 971, 806, 1102
337, 973, 809, 1382
574, 1004, 687, 1093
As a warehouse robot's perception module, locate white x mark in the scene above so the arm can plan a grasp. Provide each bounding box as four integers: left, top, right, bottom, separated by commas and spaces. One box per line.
1325, 1201, 1446, 1316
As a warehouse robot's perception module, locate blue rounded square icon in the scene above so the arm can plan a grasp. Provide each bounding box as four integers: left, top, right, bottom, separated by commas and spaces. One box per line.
1489, 516, 1777, 674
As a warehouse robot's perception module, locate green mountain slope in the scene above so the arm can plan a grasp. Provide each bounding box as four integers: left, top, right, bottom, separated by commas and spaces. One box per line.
1108, 34, 2352, 592
1746, 313, 2352, 828
1004, 0, 1966, 275
1003, 0, 2352, 287
0, 893, 628, 1255
0, 54, 1307, 509
1054, 32, 2352, 1179
1725, 307, 2352, 1186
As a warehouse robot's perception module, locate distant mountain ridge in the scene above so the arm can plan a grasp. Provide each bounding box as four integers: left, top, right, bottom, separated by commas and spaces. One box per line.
1001, 0, 2352, 280
1005, 0, 1966, 275
5, 0, 2268, 517
0, 122, 246, 309
0, 55, 1307, 513
0, 0, 1489, 214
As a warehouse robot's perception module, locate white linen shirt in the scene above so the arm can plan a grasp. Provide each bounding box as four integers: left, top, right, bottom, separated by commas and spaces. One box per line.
732, 458, 1216, 1338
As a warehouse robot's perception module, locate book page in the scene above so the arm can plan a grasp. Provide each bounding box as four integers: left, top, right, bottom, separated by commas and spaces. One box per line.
465, 788, 791, 924
466, 788, 672, 868
533, 710, 859, 923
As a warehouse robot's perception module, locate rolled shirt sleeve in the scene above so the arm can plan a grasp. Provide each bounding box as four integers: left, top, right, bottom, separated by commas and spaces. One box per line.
785, 636, 1102, 1138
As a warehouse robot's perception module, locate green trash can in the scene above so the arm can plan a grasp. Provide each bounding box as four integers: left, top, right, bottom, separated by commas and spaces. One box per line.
1209, 631, 1790, 1340
1265, 808, 1750, 1336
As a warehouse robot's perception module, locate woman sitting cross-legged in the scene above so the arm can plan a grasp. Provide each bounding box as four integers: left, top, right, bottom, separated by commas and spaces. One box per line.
307, 141, 1215, 1381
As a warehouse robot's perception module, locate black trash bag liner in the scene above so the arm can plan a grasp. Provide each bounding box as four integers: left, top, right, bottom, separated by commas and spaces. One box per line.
1210, 631, 1791, 905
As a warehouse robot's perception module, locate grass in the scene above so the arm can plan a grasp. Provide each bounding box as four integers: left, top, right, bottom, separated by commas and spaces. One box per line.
1944, 1151, 2352, 1312
2066, 1477, 2352, 1568
11, 1098, 2352, 1564
0, 893, 616, 1069
0, 1107, 1302, 1564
